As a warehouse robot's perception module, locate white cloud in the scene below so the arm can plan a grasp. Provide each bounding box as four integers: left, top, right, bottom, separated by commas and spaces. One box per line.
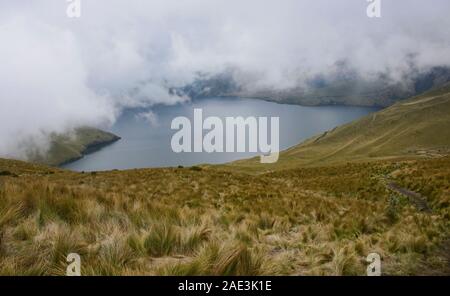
0, 16, 116, 158
136, 110, 159, 127
1, 0, 450, 159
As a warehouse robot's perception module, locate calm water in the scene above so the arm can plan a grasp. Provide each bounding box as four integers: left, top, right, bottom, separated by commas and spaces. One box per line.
63, 97, 379, 171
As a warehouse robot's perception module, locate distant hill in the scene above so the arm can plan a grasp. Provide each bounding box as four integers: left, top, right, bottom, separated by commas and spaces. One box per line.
228, 82, 450, 172
30, 127, 120, 166
181, 66, 450, 107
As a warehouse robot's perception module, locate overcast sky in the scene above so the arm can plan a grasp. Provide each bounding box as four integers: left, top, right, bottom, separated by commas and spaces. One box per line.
1, 0, 450, 159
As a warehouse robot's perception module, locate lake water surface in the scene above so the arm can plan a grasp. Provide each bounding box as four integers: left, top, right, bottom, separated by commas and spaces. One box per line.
63, 97, 379, 171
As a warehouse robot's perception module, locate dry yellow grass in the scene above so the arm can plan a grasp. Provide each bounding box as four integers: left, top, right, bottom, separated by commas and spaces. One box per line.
0, 155, 449, 275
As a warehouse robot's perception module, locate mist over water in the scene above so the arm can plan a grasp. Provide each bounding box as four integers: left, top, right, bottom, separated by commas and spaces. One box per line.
62, 98, 379, 171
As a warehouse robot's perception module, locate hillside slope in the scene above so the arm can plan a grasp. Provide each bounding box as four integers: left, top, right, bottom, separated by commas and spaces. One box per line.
30, 127, 121, 166
228, 83, 450, 172
0, 155, 449, 275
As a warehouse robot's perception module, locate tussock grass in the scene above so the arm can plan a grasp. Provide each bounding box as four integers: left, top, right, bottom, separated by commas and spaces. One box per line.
0, 156, 449, 275
158, 242, 269, 276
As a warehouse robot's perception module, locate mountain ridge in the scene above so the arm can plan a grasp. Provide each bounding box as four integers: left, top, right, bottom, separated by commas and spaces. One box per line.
181, 66, 450, 108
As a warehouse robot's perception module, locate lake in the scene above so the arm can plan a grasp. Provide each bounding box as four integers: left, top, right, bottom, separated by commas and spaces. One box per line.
62, 97, 379, 171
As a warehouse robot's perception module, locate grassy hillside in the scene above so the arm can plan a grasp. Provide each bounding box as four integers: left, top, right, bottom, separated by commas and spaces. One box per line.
30, 127, 120, 166
227, 83, 450, 172
0, 155, 448, 275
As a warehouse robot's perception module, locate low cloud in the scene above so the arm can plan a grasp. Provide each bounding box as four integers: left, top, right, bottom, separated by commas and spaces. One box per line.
136, 110, 160, 127
1, 0, 450, 159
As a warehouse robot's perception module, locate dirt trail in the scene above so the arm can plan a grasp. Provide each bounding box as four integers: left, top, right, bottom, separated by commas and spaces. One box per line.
386, 181, 431, 212
385, 180, 450, 273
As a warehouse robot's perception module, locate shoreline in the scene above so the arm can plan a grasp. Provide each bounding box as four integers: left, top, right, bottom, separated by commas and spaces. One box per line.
58, 136, 121, 167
